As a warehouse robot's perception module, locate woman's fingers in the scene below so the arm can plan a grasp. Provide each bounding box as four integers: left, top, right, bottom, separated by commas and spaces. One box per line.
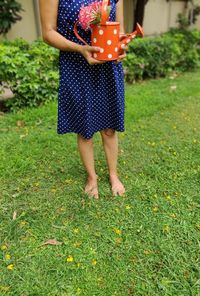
114, 51, 127, 64
89, 56, 106, 65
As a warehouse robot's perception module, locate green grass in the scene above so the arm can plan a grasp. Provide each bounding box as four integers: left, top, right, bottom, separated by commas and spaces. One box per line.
0, 71, 200, 296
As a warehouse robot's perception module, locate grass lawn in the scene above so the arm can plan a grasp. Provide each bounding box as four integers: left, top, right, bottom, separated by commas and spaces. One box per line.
0, 70, 200, 296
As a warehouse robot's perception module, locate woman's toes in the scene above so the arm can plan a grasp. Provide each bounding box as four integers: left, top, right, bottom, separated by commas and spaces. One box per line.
90, 187, 99, 199
84, 181, 99, 199
110, 176, 126, 197
118, 189, 125, 196
85, 175, 98, 194
112, 187, 118, 196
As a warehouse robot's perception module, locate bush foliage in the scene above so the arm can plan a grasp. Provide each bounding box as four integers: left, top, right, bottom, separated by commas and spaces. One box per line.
0, 38, 59, 112
0, 29, 200, 111
123, 29, 200, 83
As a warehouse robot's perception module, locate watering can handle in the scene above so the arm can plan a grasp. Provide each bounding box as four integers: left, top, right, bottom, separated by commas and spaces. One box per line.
101, 0, 110, 25
74, 20, 90, 46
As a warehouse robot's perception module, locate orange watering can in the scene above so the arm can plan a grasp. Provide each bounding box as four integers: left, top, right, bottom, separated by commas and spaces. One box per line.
74, 0, 144, 61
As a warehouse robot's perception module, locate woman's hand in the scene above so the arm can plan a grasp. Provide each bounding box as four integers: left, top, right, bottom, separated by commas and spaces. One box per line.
114, 33, 129, 64
80, 45, 106, 65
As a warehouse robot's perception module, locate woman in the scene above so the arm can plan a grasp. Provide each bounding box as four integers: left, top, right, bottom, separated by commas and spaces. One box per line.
39, 0, 128, 199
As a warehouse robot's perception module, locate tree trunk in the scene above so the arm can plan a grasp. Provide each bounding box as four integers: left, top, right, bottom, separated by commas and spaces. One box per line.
133, 0, 148, 30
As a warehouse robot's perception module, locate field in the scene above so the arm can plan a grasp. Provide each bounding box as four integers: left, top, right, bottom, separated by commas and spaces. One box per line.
0, 70, 200, 295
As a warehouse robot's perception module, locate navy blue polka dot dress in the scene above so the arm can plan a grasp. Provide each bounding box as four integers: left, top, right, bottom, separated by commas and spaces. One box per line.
57, 0, 125, 139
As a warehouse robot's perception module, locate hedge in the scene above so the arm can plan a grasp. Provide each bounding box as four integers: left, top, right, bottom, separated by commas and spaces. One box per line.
0, 29, 200, 111
0, 38, 59, 112
123, 28, 200, 83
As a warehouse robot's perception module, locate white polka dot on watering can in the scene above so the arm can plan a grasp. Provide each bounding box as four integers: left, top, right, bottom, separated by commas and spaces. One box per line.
100, 48, 104, 53
115, 47, 118, 52
113, 29, 118, 35
108, 54, 112, 59
107, 40, 112, 45
93, 38, 97, 43
99, 29, 104, 35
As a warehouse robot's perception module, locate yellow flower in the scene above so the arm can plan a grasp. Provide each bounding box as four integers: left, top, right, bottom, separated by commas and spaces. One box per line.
125, 205, 131, 210
51, 188, 57, 193
144, 250, 152, 255
0, 286, 10, 292
193, 139, 197, 144
166, 195, 171, 200
169, 213, 177, 218
77, 287, 81, 294
5, 254, 11, 260
163, 225, 170, 233
7, 264, 14, 270
57, 207, 65, 213
195, 224, 200, 230
73, 241, 82, 248
20, 221, 27, 227
1, 245, 7, 251
65, 178, 73, 184
115, 237, 122, 244
152, 207, 158, 212
73, 228, 79, 234
113, 228, 122, 235
77, 262, 81, 268
92, 259, 97, 266
66, 255, 73, 262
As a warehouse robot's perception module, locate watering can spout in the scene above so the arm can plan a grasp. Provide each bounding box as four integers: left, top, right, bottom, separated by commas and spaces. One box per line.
118, 23, 144, 50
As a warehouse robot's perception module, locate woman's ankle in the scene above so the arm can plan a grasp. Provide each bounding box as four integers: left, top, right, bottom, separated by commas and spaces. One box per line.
87, 173, 98, 180
109, 172, 118, 178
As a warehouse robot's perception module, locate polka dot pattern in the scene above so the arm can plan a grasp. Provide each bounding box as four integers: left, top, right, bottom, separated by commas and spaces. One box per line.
57, 0, 124, 139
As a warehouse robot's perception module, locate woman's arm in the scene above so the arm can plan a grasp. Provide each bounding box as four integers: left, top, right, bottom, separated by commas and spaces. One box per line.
116, 0, 125, 34
114, 0, 128, 63
39, 0, 82, 52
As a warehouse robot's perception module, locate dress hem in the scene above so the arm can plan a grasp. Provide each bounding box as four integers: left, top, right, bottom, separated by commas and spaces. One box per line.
57, 126, 125, 139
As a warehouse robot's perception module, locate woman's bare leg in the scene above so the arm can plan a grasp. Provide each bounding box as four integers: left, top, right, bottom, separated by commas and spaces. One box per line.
77, 134, 99, 199
100, 128, 125, 196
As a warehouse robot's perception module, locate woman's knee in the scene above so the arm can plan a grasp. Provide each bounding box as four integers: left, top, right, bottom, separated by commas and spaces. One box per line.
77, 133, 93, 142
101, 128, 116, 137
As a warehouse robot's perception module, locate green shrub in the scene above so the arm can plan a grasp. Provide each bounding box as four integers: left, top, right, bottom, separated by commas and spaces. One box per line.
123, 29, 200, 83
0, 38, 59, 112
1, 29, 200, 112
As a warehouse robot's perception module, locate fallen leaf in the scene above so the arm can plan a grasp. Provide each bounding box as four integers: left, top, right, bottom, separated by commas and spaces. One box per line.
20, 134, 28, 139
16, 120, 25, 127
12, 211, 17, 220
170, 85, 177, 91
35, 119, 42, 125
40, 239, 63, 247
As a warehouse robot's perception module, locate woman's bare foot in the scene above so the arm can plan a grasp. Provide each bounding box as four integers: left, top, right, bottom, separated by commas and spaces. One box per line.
84, 174, 99, 199
109, 174, 126, 196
